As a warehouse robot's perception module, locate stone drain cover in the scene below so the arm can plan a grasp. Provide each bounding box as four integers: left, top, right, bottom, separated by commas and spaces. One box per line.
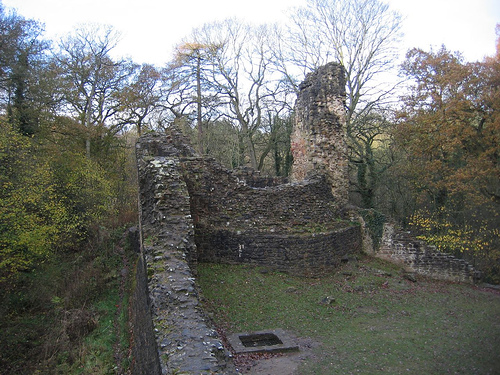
227, 329, 299, 354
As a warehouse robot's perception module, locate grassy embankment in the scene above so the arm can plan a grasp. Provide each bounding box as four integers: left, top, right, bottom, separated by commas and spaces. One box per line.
0, 228, 134, 375
198, 257, 500, 374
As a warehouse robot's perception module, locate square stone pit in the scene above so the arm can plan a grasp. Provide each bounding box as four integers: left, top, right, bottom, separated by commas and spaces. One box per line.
227, 329, 299, 354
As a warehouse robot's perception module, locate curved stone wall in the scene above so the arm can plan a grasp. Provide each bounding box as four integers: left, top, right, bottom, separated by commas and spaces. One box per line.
135, 129, 361, 373
196, 226, 361, 276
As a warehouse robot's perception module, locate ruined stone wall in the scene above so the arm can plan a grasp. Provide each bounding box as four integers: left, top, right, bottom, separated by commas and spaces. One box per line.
179, 157, 345, 231
136, 135, 233, 374
196, 227, 361, 276
173, 155, 360, 276
136, 134, 360, 276
135, 129, 361, 372
377, 224, 478, 283
291, 62, 349, 207
232, 166, 288, 188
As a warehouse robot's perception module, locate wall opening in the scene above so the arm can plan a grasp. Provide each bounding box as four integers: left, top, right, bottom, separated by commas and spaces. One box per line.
239, 333, 283, 348
228, 329, 299, 354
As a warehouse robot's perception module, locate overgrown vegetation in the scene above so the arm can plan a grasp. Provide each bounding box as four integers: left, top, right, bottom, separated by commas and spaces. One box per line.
392, 45, 500, 283
358, 208, 386, 249
0, 112, 138, 373
0, 4, 139, 371
198, 259, 500, 374
0, 227, 136, 374
0, 113, 137, 373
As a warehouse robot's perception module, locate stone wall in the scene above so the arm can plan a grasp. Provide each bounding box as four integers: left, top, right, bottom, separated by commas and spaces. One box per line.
137, 133, 360, 276
135, 129, 361, 373
180, 158, 345, 230
196, 227, 361, 276
136, 137, 233, 374
291, 62, 349, 206
232, 166, 288, 188
377, 223, 479, 283
128, 228, 162, 375
175, 156, 360, 275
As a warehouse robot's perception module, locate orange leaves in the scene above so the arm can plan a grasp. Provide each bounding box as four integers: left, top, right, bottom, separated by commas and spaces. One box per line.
395, 46, 500, 280
396, 46, 500, 207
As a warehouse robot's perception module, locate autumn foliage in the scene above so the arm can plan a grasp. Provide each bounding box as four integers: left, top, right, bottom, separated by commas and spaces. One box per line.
0, 120, 120, 281
394, 41, 500, 280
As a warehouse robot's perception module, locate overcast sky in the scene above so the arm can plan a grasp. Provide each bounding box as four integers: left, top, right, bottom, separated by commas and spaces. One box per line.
3, 0, 499, 66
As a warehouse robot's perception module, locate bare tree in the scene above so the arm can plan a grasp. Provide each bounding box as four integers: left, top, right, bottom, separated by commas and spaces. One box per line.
285, 0, 402, 115
54, 25, 136, 157
168, 42, 223, 153
117, 63, 162, 135
188, 19, 292, 169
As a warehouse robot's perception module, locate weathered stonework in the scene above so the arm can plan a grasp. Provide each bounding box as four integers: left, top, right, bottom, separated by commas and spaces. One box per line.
377, 223, 479, 283
178, 158, 360, 275
136, 132, 233, 375
291, 62, 349, 207
138, 132, 361, 276
135, 128, 361, 373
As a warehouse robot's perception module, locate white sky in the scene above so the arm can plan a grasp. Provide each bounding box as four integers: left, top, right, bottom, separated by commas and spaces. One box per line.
3, 0, 499, 66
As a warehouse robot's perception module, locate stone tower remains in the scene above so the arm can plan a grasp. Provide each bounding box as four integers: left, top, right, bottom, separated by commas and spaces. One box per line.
291, 62, 349, 207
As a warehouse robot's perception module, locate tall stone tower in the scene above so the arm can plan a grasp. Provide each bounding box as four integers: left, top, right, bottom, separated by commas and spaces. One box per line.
291, 62, 349, 207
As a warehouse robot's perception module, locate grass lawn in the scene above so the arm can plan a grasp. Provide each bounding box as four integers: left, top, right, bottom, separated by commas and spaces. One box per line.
197, 257, 500, 374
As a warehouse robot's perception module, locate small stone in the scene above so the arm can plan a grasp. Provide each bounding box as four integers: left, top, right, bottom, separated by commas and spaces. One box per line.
403, 272, 417, 282
320, 296, 336, 305
341, 254, 358, 263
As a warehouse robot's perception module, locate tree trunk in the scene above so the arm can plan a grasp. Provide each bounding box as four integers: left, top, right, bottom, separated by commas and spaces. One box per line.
196, 54, 203, 155
244, 126, 258, 169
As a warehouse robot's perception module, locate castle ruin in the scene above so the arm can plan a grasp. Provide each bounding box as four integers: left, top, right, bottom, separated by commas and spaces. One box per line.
130, 62, 478, 374
291, 62, 349, 206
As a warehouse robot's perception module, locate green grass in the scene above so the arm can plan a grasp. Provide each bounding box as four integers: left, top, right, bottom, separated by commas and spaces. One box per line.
69, 291, 120, 375
197, 257, 500, 374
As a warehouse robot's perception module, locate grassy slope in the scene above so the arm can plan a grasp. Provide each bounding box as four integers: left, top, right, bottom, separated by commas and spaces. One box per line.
197, 257, 500, 374
0, 229, 133, 375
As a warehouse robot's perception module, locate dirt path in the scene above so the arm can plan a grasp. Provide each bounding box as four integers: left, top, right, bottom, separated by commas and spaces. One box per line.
244, 353, 301, 375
